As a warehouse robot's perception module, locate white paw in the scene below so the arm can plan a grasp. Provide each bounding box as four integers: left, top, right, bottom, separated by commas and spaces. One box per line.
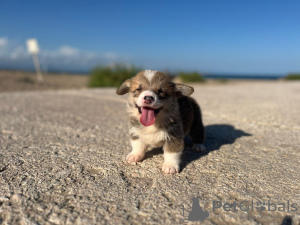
126, 152, 144, 163
192, 144, 206, 152
162, 162, 180, 174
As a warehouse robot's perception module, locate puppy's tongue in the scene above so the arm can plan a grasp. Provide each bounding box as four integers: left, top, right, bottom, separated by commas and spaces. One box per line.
140, 107, 155, 126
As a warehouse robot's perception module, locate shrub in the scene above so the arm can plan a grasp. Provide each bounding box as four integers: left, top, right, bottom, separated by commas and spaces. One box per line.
178, 71, 205, 83
89, 65, 142, 87
284, 74, 300, 80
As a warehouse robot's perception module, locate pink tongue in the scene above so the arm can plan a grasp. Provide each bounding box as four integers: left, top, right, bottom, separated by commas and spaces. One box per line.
140, 107, 155, 126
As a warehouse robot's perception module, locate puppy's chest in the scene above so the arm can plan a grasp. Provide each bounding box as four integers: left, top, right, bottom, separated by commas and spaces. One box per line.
136, 126, 169, 146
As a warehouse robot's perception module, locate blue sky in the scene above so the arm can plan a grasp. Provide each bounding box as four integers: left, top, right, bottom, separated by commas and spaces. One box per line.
0, 0, 299, 74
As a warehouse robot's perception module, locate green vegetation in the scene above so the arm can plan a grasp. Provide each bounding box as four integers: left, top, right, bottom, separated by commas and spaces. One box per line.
284, 73, 300, 80
89, 65, 142, 87
89, 65, 208, 87
178, 71, 205, 83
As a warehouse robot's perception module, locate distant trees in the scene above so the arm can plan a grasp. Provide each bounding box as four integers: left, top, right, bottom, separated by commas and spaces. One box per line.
89, 65, 206, 87
89, 65, 142, 87
284, 73, 300, 80
178, 71, 205, 83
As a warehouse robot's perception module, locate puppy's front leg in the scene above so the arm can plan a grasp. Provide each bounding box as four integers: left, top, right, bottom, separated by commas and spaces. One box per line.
162, 139, 184, 174
126, 137, 147, 163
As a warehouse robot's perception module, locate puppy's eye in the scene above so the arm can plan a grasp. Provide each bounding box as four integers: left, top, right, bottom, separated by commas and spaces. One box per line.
135, 86, 142, 91
158, 89, 168, 99
158, 89, 165, 95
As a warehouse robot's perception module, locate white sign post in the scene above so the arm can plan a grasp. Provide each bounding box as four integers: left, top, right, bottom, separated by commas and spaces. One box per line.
26, 39, 43, 83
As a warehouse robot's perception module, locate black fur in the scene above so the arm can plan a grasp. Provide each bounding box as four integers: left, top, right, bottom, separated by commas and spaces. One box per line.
178, 96, 205, 144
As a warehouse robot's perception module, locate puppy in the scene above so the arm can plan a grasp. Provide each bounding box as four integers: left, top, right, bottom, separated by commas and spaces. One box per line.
116, 70, 205, 174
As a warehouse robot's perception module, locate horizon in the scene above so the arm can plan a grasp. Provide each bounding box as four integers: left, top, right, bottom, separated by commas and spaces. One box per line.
0, 67, 287, 79
0, 1, 300, 75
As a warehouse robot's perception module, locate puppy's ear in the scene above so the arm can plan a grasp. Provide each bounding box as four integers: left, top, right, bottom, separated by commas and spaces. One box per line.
175, 83, 194, 97
116, 79, 131, 95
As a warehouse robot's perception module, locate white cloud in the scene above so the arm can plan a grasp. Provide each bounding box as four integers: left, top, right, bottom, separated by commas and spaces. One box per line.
0, 37, 8, 47
58, 46, 80, 56
103, 52, 118, 60
10, 46, 28, 60
0, 38, 130, 70
40, 46, 124, 66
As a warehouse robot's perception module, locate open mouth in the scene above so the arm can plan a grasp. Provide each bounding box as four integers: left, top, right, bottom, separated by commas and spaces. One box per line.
135, 104, 162, 126
135, 104, 161, 115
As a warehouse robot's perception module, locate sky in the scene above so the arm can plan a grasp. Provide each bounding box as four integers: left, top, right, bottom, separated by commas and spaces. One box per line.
0, 0, 299, 74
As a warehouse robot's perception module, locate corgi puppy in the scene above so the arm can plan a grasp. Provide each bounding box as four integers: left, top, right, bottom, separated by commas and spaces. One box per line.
116, 70, 205, 174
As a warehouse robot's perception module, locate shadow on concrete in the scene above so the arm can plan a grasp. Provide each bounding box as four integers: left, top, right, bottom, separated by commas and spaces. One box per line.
146, 124, 251, 170
145, 124, 251, 171
145, 147, 163, 160
203, 124, 252, 152
180, 124, 251, 170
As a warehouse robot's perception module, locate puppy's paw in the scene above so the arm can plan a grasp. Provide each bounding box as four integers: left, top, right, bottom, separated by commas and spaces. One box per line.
126, 152, 144, 163
192, 144, 206, 152
162, 163, 180, 174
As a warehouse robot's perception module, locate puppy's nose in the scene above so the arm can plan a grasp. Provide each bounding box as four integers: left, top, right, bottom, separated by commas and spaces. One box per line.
144, 96, 154, 104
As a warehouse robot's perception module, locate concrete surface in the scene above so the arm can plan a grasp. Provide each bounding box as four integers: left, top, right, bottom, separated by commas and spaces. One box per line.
0, 81, 299, 225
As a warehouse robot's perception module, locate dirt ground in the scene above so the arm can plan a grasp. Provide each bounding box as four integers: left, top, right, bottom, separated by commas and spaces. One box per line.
0, 70, 89, 92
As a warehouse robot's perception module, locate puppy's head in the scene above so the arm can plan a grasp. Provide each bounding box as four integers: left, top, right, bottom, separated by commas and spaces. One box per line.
116, 70, 194, 126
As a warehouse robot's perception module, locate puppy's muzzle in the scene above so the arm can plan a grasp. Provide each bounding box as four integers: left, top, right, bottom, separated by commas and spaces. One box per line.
144, 96, 154, 104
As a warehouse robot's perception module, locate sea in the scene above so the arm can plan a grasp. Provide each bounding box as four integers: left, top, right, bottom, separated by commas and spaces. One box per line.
0, 67, 286, 80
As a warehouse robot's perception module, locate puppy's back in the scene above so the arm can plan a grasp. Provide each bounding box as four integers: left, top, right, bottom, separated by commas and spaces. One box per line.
178, 97, 205, 143
177, 96, 195, 134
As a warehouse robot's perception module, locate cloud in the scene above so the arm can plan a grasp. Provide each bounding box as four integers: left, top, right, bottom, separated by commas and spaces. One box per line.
0, 38, 130, 71
0, 37, 8, 47
103, 52, 118, 60
10, 46, 29, 60
58, 46, 80, 56
41, 46, 122, 67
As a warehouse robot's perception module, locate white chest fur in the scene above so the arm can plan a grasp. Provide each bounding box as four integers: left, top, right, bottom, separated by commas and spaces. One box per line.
130, 125, 169, 148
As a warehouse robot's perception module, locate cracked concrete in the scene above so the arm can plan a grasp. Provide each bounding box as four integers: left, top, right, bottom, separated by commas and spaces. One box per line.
0, 81, 299, 224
